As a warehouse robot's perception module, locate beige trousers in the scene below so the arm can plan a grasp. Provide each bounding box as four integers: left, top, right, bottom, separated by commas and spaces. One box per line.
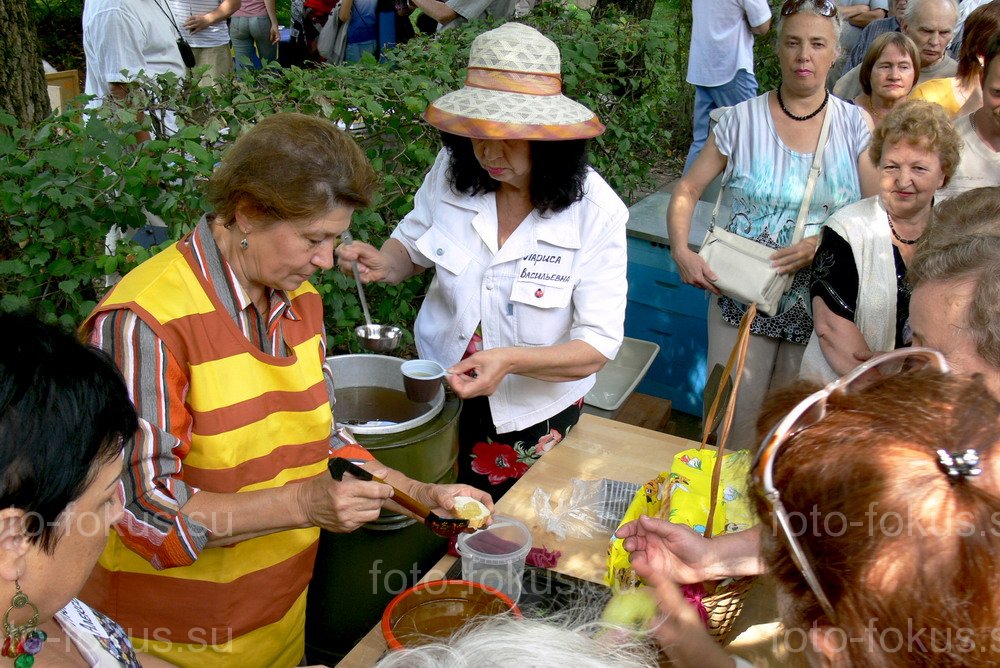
192, 44, 233, 86
706, 302, 805, 452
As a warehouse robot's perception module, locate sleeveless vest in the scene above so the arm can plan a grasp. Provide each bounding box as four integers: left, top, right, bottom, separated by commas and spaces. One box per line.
80, 237, 331, 668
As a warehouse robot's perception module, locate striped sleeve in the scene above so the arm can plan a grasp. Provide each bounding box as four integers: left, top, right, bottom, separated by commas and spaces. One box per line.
90, 309, 210, 569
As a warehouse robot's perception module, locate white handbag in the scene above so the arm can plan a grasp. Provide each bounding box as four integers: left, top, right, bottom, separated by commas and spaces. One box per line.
317, 7, 349, 65
698, 106, 833, 317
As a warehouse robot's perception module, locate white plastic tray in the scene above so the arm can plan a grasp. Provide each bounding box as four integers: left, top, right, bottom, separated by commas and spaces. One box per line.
584, 337, 660, 411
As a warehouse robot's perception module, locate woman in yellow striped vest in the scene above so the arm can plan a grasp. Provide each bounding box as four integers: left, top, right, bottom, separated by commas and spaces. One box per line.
79, 113, 492, 668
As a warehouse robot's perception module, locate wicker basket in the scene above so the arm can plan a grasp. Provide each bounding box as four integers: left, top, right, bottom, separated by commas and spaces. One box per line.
606, 306, 759, 643
702, 576, 755, 642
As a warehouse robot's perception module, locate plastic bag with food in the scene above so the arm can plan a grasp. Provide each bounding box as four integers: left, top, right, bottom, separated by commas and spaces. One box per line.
532, 478, 640, 540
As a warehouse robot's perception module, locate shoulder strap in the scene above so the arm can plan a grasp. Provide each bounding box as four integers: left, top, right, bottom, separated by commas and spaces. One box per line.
711, 182, 724, 229
790, 100, 834, 245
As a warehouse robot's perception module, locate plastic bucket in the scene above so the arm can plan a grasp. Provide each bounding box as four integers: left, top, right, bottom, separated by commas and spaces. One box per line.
455, 516, 532, 603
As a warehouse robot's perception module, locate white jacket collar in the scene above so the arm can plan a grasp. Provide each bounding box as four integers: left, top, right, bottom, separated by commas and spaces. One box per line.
441, 186, 583, 251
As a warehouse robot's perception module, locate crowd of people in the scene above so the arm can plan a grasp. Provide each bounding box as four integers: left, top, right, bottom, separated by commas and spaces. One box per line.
19, 0, 1000, 665
647, 0, 1000, 664
673, 0, 999, 443
80, 0, 522, 97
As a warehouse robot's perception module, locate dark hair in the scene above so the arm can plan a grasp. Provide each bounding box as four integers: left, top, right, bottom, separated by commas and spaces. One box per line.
0, 313, 138, 553
859, 32, 920, 96
439, 133, 589, 215
958, 2, 1000, 86
983, 32, 1000, 85
754, 372, 1000, 667
207, 113, 379, 226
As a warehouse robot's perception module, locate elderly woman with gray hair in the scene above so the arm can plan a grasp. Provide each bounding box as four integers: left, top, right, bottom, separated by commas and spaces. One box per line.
670, 0, 878, 449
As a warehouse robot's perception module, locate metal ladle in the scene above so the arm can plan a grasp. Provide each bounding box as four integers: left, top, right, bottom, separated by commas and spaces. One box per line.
341, 232, 402, 352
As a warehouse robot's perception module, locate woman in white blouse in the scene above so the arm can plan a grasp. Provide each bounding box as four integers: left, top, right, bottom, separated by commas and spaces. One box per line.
668, 0, 878, 450
337, 23, 628, 497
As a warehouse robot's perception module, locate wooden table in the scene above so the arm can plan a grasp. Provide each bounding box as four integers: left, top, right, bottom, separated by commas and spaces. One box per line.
338, 413, 786, 667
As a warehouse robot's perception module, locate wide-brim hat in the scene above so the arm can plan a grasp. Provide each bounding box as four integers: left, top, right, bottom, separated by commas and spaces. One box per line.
424, 22, 605, 140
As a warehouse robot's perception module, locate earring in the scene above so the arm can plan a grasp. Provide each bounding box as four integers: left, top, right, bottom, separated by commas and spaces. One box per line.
240, 231, 249, 250
2, 581, 46, 665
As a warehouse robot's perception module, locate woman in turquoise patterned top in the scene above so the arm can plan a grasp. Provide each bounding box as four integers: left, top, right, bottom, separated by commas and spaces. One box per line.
668, 0, 879, 450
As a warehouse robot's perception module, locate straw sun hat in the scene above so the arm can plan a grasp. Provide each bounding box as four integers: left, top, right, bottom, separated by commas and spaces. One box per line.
423, 22, 605, 140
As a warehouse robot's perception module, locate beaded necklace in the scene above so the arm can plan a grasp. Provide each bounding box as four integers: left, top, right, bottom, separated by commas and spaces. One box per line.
777, 86, 829, 122
887, 212, 920, 245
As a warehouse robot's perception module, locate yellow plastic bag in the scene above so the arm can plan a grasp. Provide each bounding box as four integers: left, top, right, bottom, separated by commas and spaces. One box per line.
605, 448, 755, 590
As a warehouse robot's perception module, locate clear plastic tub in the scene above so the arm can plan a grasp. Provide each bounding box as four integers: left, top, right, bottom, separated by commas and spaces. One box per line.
455, 516, 532, 604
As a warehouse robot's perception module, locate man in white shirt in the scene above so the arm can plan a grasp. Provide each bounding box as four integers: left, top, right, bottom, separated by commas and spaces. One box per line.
684, 0, 771, 172
940, 36, 1000, 199
408, 0, 515, 30
834, 0, 957, 100
167, 0, 242, 81
83, 0, 186, 137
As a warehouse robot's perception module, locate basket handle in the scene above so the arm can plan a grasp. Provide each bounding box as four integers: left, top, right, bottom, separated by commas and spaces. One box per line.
702, 303, 756, 539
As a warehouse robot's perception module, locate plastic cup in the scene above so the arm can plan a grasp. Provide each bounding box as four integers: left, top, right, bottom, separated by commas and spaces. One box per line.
455, 515, 532, 603
400, 359, 447, 403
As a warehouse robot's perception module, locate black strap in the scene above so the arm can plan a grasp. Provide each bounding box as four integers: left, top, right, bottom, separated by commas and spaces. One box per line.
150, 0, 184, 38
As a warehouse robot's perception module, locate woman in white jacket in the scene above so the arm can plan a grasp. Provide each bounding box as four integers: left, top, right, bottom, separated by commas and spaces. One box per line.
801, 99, 960, 381
336, 23, 628, 497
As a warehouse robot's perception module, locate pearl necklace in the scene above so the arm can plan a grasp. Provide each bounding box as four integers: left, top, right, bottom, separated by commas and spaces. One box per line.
777, 86, 829, 122
887, 212, 920, 245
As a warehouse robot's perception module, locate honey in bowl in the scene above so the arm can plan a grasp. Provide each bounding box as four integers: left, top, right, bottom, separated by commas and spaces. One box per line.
381, 579, 521, 650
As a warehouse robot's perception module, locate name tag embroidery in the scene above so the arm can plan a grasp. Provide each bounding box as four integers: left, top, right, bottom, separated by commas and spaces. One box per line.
516, 251, 572, 286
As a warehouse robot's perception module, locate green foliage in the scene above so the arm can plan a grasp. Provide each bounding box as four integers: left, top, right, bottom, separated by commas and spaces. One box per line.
32, 0, 85, 72
2, 3, 677, 351
754, 15, 783, 93
650, 0, 783, 149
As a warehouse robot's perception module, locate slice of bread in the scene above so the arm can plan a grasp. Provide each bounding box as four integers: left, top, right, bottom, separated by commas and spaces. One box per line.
453, 495, 491, 529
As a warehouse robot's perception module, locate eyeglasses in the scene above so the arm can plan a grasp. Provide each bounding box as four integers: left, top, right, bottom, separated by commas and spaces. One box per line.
780, 0, 838, 17
751, 347, 949, 622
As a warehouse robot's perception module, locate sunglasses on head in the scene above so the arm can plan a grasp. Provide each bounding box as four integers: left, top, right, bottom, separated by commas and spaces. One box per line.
780, 0, 838, 17
751, 347, 949, 622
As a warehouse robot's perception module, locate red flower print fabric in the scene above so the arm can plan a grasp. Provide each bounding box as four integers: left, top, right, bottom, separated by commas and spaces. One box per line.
470, 440, 529, 485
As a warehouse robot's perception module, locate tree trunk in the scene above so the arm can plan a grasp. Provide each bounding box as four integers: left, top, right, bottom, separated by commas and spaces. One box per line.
0, 0, 50, 128
595, 0, 656, 20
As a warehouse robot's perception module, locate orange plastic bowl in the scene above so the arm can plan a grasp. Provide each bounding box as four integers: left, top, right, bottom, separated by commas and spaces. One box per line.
381, 579, 522, 650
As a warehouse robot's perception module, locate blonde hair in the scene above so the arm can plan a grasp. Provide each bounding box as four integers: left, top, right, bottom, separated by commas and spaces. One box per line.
868, 100, 962, 186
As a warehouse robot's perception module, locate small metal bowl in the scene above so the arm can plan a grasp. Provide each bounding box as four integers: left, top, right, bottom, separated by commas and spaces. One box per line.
355, 324, 402, 352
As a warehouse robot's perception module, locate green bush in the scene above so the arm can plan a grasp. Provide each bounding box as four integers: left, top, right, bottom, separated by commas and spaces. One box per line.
1, 3, 677, 351
32, 0, 86, 72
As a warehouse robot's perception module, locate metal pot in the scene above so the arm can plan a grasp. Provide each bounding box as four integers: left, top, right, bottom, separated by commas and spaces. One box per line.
305, 353, 462, 664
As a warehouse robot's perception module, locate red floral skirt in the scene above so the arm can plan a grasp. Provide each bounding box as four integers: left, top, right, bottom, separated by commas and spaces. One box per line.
456, 395, 584, 499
